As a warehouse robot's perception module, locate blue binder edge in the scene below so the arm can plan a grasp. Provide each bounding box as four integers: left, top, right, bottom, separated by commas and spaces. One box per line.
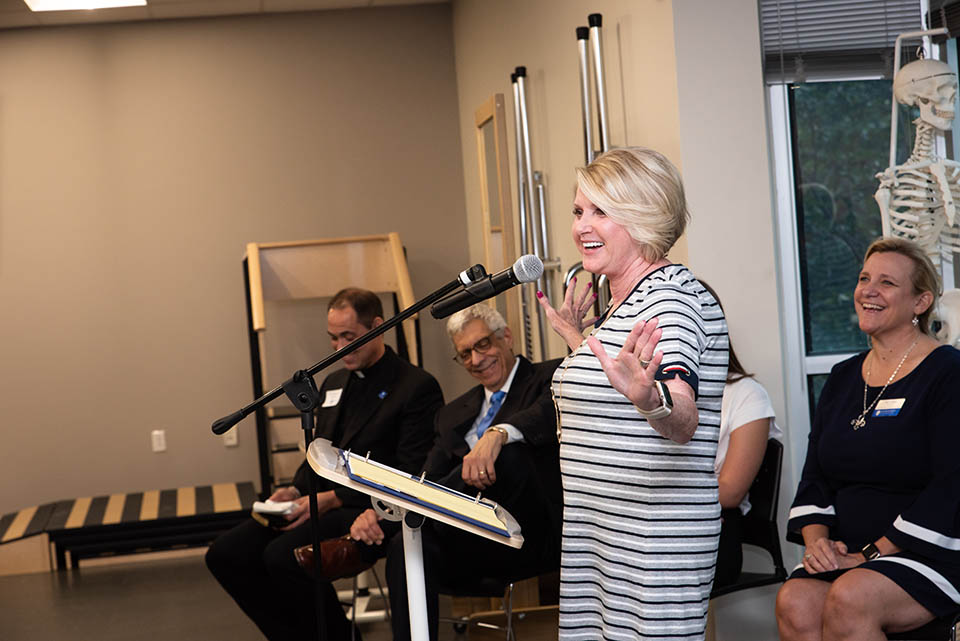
342, 454, 510, 539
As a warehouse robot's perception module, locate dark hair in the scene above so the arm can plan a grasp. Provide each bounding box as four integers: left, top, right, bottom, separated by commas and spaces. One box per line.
328, 288, 383, 328
698, 280, 752, 384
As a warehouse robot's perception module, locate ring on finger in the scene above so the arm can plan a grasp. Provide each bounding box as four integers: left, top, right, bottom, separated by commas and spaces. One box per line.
479, 470, 486, 476
639, 358, 651, 368
804, 554, 813, 561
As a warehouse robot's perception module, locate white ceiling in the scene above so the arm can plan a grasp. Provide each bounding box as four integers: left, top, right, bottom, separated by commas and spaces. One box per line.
0, 0, 446, 30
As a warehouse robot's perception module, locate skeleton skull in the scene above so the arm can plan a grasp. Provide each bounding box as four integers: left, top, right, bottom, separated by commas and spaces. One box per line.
893, 58, 958, 131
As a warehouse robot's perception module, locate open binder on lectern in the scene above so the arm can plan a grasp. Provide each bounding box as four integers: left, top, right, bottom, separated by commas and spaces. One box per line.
307, 438, 523, 548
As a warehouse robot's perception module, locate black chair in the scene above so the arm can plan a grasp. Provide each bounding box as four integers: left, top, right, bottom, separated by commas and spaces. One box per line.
710, 438, 788, 600
439, 578, 516, 640
888, 612, 960, 640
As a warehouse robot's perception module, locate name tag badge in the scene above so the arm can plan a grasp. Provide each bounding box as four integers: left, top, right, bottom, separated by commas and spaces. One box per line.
873, 398, 905, 417
322, 389, 343, 407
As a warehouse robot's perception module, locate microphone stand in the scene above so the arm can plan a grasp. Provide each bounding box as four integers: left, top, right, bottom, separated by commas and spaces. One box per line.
211, 265, 485, 641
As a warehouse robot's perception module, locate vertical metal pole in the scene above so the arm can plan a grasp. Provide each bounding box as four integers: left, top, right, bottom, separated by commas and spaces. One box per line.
534, 171, 554, 306
515, 67, 544, 263
589, 13, 611, 153
515, 66, 549, 358
401, 512, 429, 641
576, 26, 594, 165
512, 73, 535, 359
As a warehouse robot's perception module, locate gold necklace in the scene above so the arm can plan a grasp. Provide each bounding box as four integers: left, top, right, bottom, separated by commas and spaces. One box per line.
850, 336, 919, 431
553, 339, 587, 443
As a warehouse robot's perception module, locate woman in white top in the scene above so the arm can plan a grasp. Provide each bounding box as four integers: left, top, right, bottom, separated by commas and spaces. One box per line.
702, 281, 782, 588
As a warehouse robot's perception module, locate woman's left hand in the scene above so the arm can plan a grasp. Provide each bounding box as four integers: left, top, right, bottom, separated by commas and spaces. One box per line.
587, 317, 663, 410
537, 277, 599, 351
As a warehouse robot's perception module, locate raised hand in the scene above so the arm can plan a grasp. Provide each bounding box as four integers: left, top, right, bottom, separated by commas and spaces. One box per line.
586, 317, 663, 410
536, 277, 599, 350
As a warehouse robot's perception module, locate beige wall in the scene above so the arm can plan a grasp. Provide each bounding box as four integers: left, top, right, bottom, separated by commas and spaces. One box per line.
451, 0, 685, 359
673, 2, 788, 639
0, 5, 472, 513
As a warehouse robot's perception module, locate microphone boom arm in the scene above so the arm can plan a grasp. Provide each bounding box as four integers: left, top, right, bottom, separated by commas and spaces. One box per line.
211, 266, 485, 434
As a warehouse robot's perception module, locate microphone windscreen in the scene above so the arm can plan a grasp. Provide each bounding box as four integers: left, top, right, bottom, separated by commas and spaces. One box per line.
513, 254, 544, 282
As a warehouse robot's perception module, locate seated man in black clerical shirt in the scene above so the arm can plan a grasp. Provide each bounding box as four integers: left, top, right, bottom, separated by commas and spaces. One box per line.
336, 303, 562, 641
205, 287, 443, 641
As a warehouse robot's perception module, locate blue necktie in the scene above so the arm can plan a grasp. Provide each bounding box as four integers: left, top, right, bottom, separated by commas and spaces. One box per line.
475, 390, 506, 439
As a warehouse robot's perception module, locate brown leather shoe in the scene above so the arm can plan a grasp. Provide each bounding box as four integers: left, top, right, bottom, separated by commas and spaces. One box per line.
294, 535, 374, 580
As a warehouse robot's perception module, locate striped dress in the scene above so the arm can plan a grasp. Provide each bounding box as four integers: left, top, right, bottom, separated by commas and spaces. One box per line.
551, 264, 728, 640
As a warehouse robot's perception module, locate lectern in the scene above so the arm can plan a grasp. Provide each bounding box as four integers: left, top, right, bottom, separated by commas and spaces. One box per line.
306, 438, 523, 641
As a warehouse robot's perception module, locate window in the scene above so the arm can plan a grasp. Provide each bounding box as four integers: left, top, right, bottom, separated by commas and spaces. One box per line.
764, 4, 928, 433
792, 79, 915, 357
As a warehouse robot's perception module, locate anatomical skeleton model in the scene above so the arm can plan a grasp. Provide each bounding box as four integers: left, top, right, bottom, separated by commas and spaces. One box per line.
875, 56, 960, 346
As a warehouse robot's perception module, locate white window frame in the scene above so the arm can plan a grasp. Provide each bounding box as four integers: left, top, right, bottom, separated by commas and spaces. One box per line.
769, 78, 889, 477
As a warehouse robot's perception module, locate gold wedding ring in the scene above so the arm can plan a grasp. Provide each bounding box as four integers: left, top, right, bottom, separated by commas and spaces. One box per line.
639, 358, 651, 368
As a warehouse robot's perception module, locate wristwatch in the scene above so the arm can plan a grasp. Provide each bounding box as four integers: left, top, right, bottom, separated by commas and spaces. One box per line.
487, 426, 509, 445
636, 380, 673, 420
860, 542, 881, 561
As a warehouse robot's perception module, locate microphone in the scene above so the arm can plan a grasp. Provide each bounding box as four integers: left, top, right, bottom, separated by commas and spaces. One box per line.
430, 255, 543, 319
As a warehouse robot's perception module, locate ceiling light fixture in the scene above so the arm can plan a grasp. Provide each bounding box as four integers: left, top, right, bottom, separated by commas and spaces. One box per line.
25, 0, 146, 11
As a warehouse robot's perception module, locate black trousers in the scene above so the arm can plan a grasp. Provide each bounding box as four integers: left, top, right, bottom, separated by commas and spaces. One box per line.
205, 506, 365, 641
714, 507, 744, 590
384, 444, 561, 641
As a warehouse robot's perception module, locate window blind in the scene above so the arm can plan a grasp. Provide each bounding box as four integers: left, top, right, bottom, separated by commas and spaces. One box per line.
929, 0, 960, 37
760, 0, 922, 82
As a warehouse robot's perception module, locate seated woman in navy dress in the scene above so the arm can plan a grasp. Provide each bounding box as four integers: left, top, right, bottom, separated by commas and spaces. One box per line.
776, 237, 960, 640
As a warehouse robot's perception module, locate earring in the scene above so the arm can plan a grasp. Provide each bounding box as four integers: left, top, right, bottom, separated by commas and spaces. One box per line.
912, 316, 919, 327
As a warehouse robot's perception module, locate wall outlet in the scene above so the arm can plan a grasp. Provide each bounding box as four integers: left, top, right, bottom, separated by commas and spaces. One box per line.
223, 429, 238, 447
151, 429, 166, 453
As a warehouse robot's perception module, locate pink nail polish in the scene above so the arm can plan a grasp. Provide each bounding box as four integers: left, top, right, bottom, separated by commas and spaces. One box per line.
536, 291, 543, 298
586, 282, 592, 289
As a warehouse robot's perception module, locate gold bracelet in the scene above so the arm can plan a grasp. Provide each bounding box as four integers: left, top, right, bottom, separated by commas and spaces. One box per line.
488, 426, 509, 445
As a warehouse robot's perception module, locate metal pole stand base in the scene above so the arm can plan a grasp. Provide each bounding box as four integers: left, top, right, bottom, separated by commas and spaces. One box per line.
401, 509, 429, 641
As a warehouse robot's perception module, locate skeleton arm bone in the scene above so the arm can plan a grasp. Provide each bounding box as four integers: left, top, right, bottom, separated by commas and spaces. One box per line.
929, 162, 957, 227
875, 168, 896, 238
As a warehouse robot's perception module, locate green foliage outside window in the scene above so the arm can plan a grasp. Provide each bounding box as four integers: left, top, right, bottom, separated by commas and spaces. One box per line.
791, 80, 914, 355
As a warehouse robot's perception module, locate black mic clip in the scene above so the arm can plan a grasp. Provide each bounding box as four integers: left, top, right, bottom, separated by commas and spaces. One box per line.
460, 264, 487, 285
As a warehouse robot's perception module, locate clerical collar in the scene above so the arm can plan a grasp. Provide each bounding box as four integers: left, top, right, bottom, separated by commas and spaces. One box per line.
484, 357, 520, 402
354, 346, 393, 380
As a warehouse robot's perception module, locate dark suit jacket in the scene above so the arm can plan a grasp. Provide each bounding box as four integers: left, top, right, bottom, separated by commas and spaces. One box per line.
424, 356, 563, 521
293, 346, 443, 507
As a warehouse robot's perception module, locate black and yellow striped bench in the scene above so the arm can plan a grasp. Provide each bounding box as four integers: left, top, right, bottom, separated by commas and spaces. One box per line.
0, 482, 256, 570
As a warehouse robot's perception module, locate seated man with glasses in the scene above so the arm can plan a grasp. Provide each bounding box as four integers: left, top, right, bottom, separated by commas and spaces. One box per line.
313, 303, 562, 641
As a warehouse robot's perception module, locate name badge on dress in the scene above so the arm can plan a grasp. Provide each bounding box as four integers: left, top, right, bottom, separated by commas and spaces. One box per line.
322, 389, 343, 407
873, 398, 905, 417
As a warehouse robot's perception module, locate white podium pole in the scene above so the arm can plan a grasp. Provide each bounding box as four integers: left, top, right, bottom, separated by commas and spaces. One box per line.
401, 513, 429, 641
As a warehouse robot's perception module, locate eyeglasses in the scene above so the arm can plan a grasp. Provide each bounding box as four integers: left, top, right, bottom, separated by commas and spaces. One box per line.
452, 331, 499, 365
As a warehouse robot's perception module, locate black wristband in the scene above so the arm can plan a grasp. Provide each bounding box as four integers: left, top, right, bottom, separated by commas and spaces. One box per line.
860, 542, 881, 561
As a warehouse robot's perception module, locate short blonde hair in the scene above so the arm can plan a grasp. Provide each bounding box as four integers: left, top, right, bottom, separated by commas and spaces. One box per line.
864, 237, 941, 336
576, 147, 689, 262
